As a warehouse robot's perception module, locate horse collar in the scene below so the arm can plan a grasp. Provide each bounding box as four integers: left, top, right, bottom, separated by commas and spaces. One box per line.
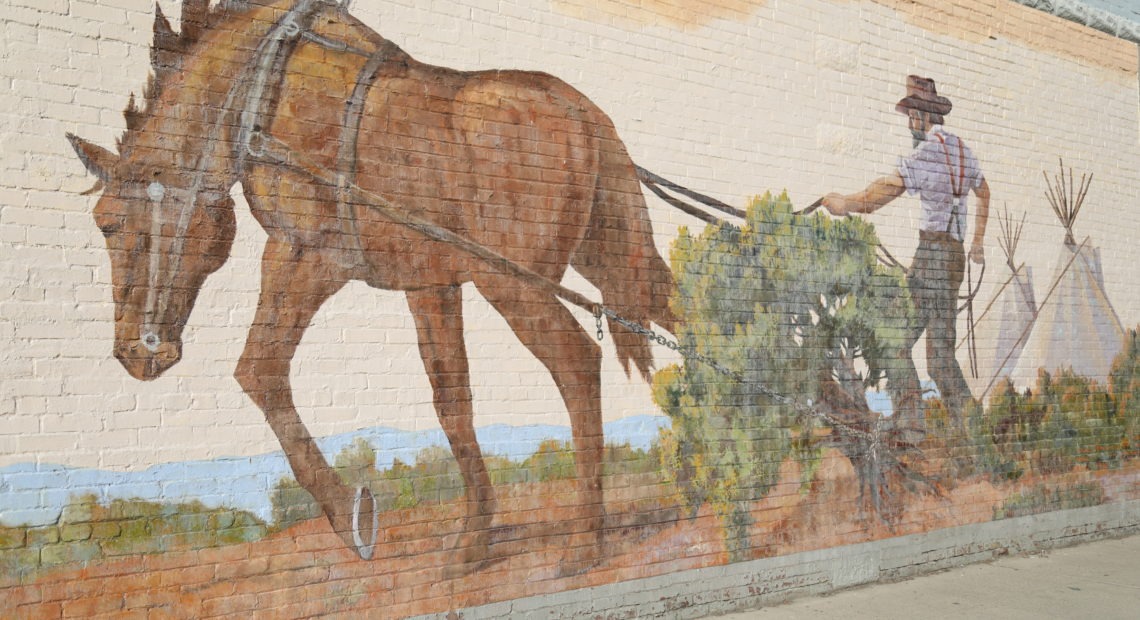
233, 0, 394, 274
233, 0, 328, 172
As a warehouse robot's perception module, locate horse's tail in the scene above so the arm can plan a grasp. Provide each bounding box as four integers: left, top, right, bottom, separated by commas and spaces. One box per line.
572, 133, 677, 384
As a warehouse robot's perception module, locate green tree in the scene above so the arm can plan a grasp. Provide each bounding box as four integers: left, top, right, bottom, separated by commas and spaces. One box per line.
973, 355, 1134, 482
335, 437, 379, 488
270, 477, 323, 529
388, 445, 464, 505
521, 439, 576, 482
654, 192, 915, 559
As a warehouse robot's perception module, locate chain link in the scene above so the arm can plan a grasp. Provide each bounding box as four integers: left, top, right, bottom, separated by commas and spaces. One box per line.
250, 128, 876, 444
599, 308, 876, 442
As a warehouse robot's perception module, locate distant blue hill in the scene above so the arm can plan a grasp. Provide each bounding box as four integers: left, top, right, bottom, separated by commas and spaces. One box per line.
0, 384, 935, 529
0, 415, 670, 528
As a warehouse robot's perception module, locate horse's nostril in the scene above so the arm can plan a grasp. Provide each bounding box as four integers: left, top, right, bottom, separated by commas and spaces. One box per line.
155, 342, 180, 363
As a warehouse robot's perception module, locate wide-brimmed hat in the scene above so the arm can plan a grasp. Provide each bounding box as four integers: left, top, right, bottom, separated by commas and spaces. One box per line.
895, 75, 952, 116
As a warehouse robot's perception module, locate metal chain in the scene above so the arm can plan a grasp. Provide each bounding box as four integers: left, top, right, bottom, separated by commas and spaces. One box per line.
226, 6, 899, 519
249, 129, 876, 444
599, 308, 876, 442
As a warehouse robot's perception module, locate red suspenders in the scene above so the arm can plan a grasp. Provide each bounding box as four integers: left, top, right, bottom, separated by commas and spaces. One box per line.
934, 132, 967, 238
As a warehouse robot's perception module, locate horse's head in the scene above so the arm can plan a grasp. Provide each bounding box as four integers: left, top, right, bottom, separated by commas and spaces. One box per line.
67, 133, 237, 380
64, 0, 243, 380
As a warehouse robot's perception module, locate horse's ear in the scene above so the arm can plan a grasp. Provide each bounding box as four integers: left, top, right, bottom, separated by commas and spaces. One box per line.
66, 133, 117, 184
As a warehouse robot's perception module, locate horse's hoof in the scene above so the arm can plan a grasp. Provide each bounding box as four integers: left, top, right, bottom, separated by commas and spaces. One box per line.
557, 535, 604, 577
441, 556, 499, 580
439, 529, 499, 579
557, 555, 602, 578
352, 485, 380, 560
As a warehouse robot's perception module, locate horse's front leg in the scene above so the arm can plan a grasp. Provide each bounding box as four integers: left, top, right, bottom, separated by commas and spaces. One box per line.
233, 242, 368, 556
406, 286, 496, 572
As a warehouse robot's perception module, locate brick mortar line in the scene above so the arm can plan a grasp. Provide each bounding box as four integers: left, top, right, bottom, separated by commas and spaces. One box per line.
410, 499, 1140, 620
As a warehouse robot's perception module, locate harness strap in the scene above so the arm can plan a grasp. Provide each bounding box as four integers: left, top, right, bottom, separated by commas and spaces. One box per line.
249, 129, 883, 444
301, 29, 370, 57
335, 49, 391, 269
235, 0, 328, 172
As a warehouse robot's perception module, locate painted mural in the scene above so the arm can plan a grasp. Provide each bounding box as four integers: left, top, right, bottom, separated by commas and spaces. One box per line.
66, 0, 676, 572
2, 0, 1139, 617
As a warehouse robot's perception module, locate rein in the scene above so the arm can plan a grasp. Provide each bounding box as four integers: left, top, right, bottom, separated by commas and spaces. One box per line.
234, 0, 326, 172
194, 0, 892, 452
244, 128, 884, 446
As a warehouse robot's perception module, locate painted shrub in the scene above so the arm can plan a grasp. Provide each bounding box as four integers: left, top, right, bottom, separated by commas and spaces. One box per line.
654, 193, 917, 557
1, 0, 1139, 617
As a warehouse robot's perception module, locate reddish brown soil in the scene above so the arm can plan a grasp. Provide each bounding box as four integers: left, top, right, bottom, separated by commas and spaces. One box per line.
3, 456, 1138, 619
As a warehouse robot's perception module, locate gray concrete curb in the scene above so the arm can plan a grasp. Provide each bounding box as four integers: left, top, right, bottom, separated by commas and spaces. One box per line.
412, 499, 1140, 619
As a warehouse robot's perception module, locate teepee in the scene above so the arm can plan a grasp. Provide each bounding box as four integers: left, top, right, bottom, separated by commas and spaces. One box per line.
1001, 161, 1126, 395
966, 208, 1037, 401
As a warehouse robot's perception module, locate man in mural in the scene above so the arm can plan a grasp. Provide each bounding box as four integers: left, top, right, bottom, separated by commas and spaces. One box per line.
822, 75, 990, 443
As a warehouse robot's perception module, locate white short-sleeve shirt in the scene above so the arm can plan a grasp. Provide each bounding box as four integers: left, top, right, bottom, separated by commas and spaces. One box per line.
897, 125, 984, 242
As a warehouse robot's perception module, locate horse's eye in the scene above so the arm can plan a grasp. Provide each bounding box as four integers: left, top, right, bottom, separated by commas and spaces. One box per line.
202, 193, 234, 222
97, 220, 120, 238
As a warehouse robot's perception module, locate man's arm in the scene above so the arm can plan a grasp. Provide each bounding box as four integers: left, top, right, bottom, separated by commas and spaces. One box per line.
821, 171, 906, 216
969, 177, 990, 264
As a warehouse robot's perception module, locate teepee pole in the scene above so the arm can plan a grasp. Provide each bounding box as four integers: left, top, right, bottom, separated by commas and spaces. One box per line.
997, 206, 1026, 273
1044, 158, 1093, 247
978, 237, 1090, 401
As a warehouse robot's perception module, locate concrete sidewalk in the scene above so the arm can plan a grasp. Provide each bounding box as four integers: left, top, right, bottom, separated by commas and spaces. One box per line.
716, 535, 1140, 619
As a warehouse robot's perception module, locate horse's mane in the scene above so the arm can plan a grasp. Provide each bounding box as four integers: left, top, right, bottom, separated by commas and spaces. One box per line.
118, 0, 255, 152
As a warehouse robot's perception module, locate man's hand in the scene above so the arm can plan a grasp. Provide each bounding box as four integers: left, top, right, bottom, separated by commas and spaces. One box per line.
969, 242, 985, 264
971, 179, 990, 265
821, 192, 847, 216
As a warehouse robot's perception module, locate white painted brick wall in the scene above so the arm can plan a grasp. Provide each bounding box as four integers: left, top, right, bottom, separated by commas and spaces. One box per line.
0, 0, 1137, 615
0, 0, 1137, 476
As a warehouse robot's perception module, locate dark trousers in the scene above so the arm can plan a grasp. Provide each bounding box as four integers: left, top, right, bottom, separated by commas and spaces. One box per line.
890, 231, 973, 433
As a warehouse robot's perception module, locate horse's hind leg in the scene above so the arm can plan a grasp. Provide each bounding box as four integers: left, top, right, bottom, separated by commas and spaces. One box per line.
233, 242, 369, 557
475, 276, 605, 574
407, 286, 496, 570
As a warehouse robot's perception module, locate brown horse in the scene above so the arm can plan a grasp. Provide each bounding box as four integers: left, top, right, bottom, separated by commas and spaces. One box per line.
68, 0, 674, 570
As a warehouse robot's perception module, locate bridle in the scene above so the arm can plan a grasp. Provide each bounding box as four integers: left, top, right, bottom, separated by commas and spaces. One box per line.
139, 0, 369, 351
